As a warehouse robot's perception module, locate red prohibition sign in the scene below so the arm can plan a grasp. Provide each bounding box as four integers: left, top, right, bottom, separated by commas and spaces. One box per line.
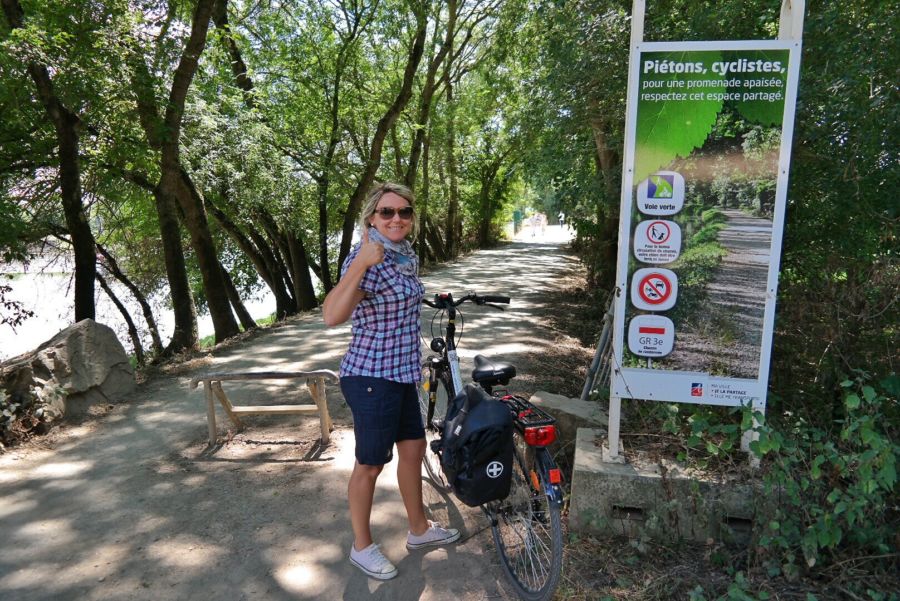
638, 272, 672, 305
646, 221, 671, 244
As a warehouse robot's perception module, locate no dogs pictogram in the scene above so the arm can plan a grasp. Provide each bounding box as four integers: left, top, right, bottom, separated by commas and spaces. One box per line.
630, 267, 678, 311
647, 221, 671, 244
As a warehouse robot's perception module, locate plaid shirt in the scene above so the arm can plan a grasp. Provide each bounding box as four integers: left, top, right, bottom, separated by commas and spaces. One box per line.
339, 244, 424, 383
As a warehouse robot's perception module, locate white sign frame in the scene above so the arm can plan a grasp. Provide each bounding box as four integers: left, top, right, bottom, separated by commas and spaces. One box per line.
612, 37, 801, 405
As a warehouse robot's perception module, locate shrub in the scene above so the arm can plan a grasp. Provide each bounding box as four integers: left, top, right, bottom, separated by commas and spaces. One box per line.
750, 372, 899, 592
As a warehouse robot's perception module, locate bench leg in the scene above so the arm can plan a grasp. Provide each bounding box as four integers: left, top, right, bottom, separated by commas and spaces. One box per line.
212, 381, 244, 430
204, 381, 217, 445
308, 377, 332, 445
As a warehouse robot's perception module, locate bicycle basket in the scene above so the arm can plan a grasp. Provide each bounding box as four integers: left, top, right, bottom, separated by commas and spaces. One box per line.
439, 384, 514, 507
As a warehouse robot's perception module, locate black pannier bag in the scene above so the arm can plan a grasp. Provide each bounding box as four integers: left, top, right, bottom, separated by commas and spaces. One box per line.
439, 383, 514, 507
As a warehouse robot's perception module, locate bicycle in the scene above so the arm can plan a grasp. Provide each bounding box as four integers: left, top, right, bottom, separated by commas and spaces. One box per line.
418, 292, 564, 601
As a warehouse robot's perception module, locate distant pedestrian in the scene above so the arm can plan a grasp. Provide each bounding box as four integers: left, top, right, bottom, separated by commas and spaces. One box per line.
323, 182, 460, 580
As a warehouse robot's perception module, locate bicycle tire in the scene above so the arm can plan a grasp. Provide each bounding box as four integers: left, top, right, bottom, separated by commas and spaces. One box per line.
418, 366, 453, 491
488, 435, 563, 601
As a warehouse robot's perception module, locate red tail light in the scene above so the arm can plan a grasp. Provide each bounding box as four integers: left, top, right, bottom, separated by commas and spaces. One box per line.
548, 468, 562, 484
523, 425, 557, 447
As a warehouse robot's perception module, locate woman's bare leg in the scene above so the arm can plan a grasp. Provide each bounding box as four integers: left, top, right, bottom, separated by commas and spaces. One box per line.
348, 461, 383, 550
396, 438, 429, 536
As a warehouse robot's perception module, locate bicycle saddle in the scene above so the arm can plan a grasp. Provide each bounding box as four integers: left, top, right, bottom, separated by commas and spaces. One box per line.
472, 354, 516, 387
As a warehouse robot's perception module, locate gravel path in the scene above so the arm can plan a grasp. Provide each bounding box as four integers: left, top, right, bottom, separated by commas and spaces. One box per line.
666, 209, 773, 378
0, 228, 580, 601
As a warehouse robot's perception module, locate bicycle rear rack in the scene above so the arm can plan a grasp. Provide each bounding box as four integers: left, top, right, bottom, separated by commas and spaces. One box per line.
498, 394, 556, 429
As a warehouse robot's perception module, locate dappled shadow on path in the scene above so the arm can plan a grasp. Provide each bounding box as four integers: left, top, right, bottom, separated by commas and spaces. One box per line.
0, 238, 581, 601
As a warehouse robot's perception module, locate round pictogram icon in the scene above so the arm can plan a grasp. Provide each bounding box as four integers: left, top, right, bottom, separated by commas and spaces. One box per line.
630, 267, 678, 311
486, 461, 504, 479
638, 272, 672, 305
647, 221, 671, 244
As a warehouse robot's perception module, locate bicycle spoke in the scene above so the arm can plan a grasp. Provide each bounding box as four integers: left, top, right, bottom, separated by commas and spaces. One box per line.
491, 446, 562, 600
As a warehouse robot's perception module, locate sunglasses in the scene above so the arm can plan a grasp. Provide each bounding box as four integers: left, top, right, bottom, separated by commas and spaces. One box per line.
374, 206, 414, 220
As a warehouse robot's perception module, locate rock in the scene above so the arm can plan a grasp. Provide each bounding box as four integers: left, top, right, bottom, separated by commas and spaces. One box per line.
0, 318, 135, 420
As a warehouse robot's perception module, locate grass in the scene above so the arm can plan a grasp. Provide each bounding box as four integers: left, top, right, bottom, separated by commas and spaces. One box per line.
199, 312, 278, 349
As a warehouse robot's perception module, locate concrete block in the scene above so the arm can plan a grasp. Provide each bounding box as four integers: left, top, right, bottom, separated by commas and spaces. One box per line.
569, 428, 756, 545
529, 390, 607, 444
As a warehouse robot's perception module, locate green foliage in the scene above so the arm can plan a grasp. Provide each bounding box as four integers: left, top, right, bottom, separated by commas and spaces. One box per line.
751, 373, 898, 588
635, 50, 724, 182
661, 403, 744, 469
700, 208, 727, 224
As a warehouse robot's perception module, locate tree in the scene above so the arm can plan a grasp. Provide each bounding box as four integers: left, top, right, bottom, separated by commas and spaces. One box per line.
1, 0, 97, 321
129, 0, 240, 346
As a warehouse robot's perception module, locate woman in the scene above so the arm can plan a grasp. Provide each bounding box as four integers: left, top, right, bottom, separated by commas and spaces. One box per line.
323, 182, 459, 580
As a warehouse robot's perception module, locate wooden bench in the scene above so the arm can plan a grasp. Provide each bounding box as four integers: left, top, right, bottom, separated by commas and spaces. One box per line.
189, 370, 339, 446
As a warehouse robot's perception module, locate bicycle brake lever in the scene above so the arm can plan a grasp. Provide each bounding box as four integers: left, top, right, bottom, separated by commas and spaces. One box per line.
485, 303, 506, 311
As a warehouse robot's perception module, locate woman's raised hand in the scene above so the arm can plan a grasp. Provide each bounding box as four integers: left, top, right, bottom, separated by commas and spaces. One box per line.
357, 226, 384, 268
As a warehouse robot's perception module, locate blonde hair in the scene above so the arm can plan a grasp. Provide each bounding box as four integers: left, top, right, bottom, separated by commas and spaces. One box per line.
358, 182, 419, 240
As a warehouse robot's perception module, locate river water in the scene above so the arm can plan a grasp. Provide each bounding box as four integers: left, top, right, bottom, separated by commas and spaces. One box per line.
0, 221, 557, 362
0, 254, 277, 362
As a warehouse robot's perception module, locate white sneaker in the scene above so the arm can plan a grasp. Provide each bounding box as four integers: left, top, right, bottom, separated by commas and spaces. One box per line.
406, 521, 461, 550
350, 543, 398, 580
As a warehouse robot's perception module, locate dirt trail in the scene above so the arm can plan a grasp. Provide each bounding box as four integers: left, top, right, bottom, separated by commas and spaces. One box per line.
0, 228, 580, 601
667, 209, 772, 378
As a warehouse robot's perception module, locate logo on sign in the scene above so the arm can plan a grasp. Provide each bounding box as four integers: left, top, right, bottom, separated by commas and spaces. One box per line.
648, 174, 674, 199
637, 171, 685, 216
691, 383, 704, 397
630, 268, 678, 311
628, 315, 675, 357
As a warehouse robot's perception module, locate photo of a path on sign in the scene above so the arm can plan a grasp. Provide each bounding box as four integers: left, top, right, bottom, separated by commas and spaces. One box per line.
625, 48, 788, 380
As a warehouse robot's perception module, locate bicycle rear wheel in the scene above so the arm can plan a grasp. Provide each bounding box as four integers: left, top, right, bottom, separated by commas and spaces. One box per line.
418, 366, 452, 491
488, 437, 563, 601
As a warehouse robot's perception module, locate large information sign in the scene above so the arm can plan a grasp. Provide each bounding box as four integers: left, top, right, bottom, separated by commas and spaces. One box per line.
611, 40, 802, 410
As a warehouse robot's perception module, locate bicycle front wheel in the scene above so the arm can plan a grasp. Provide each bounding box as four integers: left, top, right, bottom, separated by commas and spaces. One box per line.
488, 438, 563, 601
418, 366, 452, 491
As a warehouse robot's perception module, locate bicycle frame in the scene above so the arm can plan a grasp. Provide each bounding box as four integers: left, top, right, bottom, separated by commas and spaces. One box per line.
421, 292, 563, 507
420, 290, 563, 601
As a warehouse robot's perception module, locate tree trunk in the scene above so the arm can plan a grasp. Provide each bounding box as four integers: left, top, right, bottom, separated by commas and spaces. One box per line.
153, 187, 199, 354
165, 169, 239, 343
445, 79, 461, 258
337, 8, 428, 270
246, 226, 297, 314
405, 0, 456, 190
589, 114, 620, 289
286, 232, 318, 311
95, 242, 163, 355
220, 267, 256, 331
424, 214, 448, 262
157, 1, 239, 342
96, 272, 144, 365
2, 0, 96, 322
418, 128, 432, 264
206, 196, 294, 319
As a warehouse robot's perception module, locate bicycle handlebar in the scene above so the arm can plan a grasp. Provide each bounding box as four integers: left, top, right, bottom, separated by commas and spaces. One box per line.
422, 292, 510, 309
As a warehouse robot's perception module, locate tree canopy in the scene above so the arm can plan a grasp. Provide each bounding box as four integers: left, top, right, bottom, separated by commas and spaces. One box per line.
1, 0, 894, 394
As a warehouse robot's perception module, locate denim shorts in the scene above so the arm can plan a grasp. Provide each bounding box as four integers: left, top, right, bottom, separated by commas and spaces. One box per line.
340, 376, 425, 466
